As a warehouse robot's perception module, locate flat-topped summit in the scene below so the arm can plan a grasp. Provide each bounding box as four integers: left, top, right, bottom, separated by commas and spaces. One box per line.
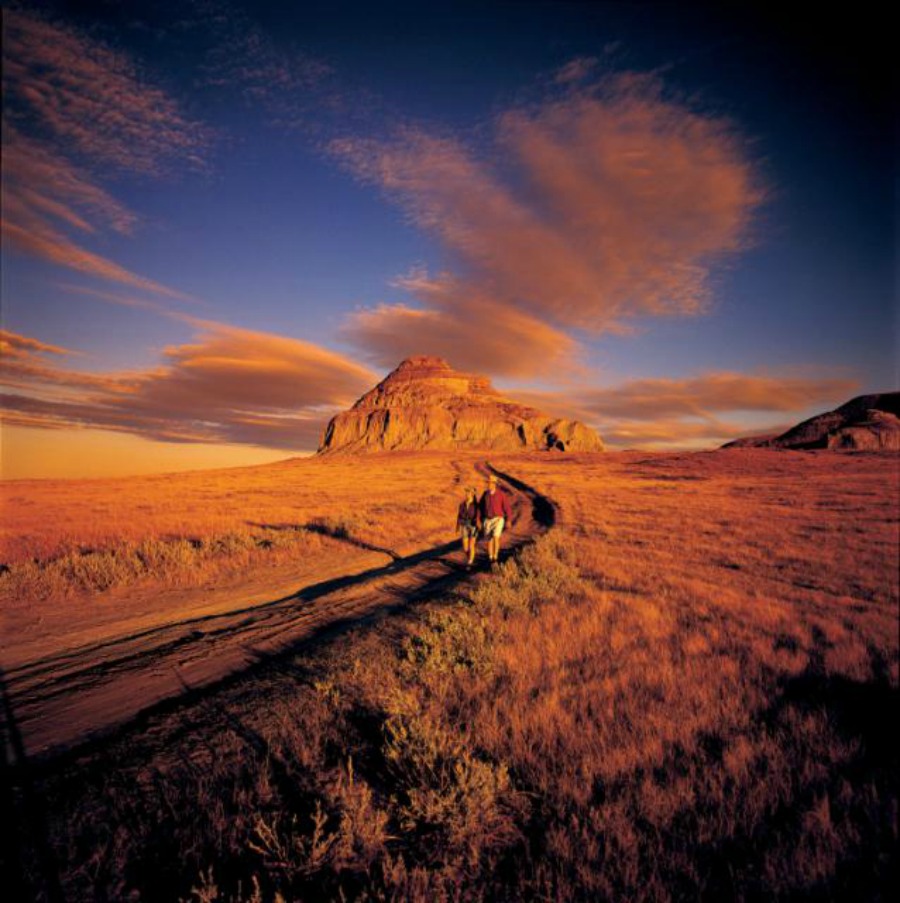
318, 356, 604, 454
350, 355, 500, 408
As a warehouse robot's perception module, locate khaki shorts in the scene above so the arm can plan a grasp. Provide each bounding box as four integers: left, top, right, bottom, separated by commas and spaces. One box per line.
482, 516, 505, 539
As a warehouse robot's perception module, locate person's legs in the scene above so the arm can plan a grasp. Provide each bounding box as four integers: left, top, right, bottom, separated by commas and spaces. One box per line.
488, 517, 504, 562
482, 517, 504, 563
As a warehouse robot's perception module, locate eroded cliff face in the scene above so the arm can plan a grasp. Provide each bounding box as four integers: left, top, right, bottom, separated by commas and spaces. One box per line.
723, 392, 900, 451
318, 356, 604, 454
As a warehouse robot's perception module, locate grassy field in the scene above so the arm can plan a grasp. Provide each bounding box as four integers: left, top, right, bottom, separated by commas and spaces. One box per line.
4, 449, 898, 901
0, 452, 473, 603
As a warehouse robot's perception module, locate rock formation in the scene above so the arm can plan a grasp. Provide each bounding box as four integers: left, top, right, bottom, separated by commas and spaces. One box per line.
722, 392, 900, 451
318, 356, 604, 454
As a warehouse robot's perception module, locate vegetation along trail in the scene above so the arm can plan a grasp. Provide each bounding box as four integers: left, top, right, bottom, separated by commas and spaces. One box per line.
1, 460, 555, 760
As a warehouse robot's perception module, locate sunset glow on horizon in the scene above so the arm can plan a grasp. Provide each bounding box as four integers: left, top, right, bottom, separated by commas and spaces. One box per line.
1, 1, 894, 478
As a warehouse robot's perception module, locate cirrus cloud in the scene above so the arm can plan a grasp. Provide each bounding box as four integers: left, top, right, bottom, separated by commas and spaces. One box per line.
2, 10, 208, 301
3, 8, 210, 175
0, 328, 75, 359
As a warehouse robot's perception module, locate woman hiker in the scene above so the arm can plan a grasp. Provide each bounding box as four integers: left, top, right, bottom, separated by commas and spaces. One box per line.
456, 486, 480, 568
480, 473, 512, 567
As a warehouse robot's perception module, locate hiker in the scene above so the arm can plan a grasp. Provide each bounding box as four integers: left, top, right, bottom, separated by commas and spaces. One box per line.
456, 486, 480, 568
480, 473, 512, 566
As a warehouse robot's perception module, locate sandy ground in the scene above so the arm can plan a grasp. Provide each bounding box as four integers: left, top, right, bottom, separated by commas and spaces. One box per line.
1, 460, 549, 758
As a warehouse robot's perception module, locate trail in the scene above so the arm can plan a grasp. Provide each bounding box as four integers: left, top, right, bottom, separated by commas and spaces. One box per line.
1, 462, 556, 761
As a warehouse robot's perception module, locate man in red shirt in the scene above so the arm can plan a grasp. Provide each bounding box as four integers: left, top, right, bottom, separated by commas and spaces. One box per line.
479, 473, 512, 566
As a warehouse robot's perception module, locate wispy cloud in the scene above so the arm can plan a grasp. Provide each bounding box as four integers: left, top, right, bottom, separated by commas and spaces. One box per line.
1, 328, 143, 394
510, 372, 859, 448
2, 10, 208, 300
341, 288, 582, 379
197, 2, 334, 131
2, 132, 137, 235
1, 325, 377, 451
598, 418, 757, 447
3, 8, 210, 175
0, 329, 75, 359
332, 70, 766, 378
569, 373, 859, 420
553, 56, 599, 85
53, 283, 186, 315
1, 213, 195, 301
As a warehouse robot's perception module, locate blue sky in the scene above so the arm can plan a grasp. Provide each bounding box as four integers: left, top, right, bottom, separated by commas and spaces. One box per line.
1, 0, 894, 476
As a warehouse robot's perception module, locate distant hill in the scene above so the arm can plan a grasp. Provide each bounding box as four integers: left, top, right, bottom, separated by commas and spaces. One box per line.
318, 356, 604, 454
723, 392, 900, 450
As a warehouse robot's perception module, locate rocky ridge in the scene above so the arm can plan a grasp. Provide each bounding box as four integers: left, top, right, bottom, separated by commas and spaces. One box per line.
723, 392, 900, 450
318, 356, 604, 454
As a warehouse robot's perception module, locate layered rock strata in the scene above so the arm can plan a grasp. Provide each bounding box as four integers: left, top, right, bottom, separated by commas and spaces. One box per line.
318, 356, 604, 454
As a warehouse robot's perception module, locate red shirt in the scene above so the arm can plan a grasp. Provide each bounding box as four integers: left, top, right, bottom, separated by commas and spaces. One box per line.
480, 488, 511, 521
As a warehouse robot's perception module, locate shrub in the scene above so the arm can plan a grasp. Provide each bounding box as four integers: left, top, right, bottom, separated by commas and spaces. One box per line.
468, 532, 581, 616
382, 710, 528, 869
402, 606, 494, 677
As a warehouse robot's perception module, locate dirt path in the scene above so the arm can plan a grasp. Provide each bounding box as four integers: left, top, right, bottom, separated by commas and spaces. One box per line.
1, 462, 556, 760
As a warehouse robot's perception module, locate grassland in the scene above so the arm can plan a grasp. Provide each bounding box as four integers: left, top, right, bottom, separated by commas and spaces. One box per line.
3, 449, 898, 901
1, 452, 467, 599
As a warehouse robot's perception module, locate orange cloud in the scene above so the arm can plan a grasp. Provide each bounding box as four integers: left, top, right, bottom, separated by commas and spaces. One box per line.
2, 12, 206, 300
3, 9, 209, 176
1, 325, 376, 451
0, 329, 74, 359
2, 131, 137, 235
1, 141, 194, 300
341, 289, 581, 379
0, 362, 141, 396
509, 372, 859, 449
598, 419, 755, 446
332, 72, 765, 377
1, 216, 195, 301
571, 373, 861, 420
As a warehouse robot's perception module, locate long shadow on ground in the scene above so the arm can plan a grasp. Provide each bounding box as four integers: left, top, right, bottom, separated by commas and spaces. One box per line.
5, 463, 559, 770
6, 539, 461, 689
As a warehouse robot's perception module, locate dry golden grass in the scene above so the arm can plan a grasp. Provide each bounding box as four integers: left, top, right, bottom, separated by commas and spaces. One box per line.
7, 449, 898, 901
0, 452, 479, 602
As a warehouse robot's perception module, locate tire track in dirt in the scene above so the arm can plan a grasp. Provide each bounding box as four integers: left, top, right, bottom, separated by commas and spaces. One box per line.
1, 461, 556, 761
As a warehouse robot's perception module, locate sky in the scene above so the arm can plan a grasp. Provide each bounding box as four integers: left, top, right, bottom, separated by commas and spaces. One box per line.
1, 0, 895, 478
